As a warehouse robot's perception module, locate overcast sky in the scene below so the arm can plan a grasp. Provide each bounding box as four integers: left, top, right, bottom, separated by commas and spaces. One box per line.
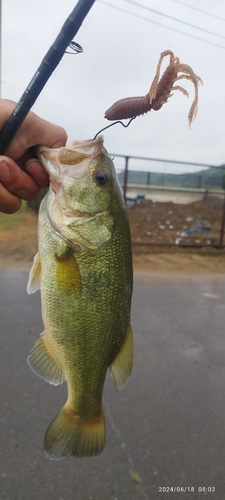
1, 0, 225, 173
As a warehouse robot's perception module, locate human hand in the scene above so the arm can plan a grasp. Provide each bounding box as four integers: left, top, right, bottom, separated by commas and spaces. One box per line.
0, 99, 67, 213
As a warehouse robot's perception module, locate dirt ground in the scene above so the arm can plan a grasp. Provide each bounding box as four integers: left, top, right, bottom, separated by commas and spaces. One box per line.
0, 201, 225, 274
129, 196, 223, 246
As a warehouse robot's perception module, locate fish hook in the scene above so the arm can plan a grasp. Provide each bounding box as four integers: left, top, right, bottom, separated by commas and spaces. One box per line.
93, 117, 136, 140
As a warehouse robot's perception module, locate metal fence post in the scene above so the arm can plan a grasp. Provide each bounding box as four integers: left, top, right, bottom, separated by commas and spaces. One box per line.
219, 190, 225, 247
123, 156, 129, 200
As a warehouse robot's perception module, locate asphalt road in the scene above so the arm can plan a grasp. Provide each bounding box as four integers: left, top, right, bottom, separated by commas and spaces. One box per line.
1, 266, 225, 500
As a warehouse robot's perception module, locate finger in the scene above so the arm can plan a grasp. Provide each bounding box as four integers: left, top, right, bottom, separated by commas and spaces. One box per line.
0, 157, 40, 201
24, 159, 49, 188
45, 125, 67, 149
0, 182, 21, 214
0, 99, 67, 160
28, 120, 67, 149
6, 116, 67, 160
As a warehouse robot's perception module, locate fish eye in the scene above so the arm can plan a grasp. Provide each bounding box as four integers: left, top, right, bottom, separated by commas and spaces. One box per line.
95, 171, 109, 185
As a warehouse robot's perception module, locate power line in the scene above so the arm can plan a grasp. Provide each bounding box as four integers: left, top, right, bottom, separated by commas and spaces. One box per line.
99, 1, 225, 50
172, 0, 225, 23
122, 0, 225, 41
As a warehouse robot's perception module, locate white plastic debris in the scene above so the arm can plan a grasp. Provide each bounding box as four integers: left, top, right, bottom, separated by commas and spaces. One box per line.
175, 237, 182, 245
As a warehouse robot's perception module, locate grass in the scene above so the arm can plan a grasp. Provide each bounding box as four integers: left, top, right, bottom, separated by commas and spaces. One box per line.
0, 201, 27, 232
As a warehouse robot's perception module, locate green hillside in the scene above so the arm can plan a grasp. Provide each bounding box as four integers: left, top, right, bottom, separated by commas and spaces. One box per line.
118, 164, 225, 189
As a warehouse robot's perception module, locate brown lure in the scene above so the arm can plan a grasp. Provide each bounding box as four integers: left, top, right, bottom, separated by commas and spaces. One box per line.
105, 50, 203, 127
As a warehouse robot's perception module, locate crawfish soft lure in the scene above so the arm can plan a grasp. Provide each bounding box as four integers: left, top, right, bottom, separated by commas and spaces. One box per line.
104, 50, 203, 128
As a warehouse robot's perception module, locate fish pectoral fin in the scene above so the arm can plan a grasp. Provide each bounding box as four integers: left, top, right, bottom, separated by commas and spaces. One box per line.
44, 404, 106, 459
27, 252, 41, 294
27, 332, 65, 386
55, 247, 82, 296
110, 322, 133, 391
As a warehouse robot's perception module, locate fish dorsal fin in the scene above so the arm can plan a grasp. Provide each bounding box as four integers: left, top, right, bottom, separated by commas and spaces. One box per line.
27, 332, 65, 386
110, 323, 133, 391
27, 252, 41, 294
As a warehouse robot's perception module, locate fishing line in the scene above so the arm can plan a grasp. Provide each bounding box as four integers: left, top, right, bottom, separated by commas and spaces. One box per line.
93, 117, 136, 140
74, 0, 101, 39
177, 0, 220, 55
172, 0, 225, 23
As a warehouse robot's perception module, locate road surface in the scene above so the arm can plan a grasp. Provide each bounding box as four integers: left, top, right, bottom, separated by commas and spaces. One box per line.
0, 266, 225, 499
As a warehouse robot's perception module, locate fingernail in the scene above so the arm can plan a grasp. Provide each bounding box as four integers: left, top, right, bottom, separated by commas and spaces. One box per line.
25, 159, 40, 167
0, 161, 10, 179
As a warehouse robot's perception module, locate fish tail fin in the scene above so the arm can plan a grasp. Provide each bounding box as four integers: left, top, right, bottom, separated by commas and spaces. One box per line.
44, 404, 106, 460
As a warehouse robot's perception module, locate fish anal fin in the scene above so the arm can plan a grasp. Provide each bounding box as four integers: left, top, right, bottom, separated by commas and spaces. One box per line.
110, 322, 133, 391
44, 404, 105, 459
55, 247, 82, 296
27, 252, 41, 294
27, 332, 65, 386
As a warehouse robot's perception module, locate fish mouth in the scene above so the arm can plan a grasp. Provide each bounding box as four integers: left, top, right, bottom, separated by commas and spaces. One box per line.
36, 136, 104, 179
37, 135, 103, 157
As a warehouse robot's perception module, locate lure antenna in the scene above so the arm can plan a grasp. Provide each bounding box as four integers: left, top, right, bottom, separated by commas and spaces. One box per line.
0, 0, 96, 154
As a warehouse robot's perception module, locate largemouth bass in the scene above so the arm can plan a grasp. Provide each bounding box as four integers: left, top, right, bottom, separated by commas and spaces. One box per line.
27, 136, 133, 459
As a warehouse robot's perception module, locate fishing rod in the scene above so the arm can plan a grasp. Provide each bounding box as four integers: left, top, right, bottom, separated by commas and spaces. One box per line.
0, 0, 96, 155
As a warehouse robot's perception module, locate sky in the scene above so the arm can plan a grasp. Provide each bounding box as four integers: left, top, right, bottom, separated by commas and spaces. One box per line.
1, 0, 225, 174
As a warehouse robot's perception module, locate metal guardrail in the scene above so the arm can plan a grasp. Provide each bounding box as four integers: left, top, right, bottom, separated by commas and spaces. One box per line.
111, 153, 225, 196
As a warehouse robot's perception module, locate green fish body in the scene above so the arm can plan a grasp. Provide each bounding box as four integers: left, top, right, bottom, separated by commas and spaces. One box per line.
27, 136, 133, 459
